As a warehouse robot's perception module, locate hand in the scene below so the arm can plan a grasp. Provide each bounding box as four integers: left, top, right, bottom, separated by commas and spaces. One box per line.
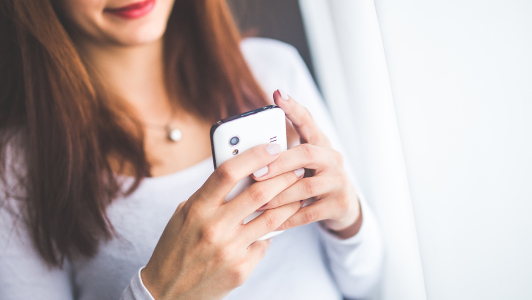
254, 90, 363, 239
141, 143, 304, 300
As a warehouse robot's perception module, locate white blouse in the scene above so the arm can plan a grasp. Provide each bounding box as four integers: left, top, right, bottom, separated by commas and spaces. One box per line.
0, 38, 383, 300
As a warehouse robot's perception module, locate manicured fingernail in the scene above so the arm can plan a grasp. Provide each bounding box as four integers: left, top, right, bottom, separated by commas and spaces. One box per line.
266, 143, 281, 155
294, 168, 305, 178
278, 89, 290, 101
253, 166, 268, 178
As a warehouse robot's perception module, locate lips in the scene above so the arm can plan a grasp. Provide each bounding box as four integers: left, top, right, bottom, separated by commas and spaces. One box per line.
104, 0, 155, 19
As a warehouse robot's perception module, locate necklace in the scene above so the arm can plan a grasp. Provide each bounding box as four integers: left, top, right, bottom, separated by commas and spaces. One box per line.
165, 124, 183, 142
143, 110, 182, 142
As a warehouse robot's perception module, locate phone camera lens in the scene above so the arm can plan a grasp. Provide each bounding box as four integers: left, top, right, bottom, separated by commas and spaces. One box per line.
229, 136, 240, 146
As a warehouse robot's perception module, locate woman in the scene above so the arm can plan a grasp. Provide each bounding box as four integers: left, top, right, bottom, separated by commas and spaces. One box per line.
0, 0, 383, 299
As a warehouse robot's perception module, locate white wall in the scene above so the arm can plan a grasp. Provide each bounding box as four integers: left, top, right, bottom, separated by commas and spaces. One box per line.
375, 1, 532, 299
300, 0, 532, 299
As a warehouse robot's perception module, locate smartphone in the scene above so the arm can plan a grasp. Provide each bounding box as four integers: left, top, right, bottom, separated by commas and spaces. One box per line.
210, 105, 288, 240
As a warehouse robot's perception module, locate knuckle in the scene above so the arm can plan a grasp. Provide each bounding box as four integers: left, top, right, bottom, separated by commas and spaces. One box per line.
303, 209, 319, 224
279, 218, 292, 230
185, 203, 202, 219
230, 264, 248, 287
300, 144, 318, 161
337, 196, 350, 212
216, 164, 237, 184
268, 194, 283, 208
177, 201, 187, 211
248, 185, 268, 205
264, 211, 281, 231
336, 172, 348, 185
283, 169, 297, 182
201, 222, 222, 244
174, 201, 187, 217
214, 246, 233, 263
270, 154, 288, 172
184, 204, 201, 219
302, 178, 320, 196
252, 145, 266, 158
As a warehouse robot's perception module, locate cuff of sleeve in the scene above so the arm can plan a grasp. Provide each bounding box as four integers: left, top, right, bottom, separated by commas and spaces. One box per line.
122, 266, 156, 300
315, 196, 384, 297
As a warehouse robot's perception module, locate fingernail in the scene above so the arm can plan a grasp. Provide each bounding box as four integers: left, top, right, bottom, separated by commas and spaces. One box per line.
253, 166, 268, 178
278, 89, 290, 101
266, 143, 281, 155
294, 168, 305, 178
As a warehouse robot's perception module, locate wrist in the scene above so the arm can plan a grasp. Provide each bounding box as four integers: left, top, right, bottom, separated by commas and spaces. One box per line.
141, 263, 173, 300
322, 200, 363, 239
140, 265, 160, 299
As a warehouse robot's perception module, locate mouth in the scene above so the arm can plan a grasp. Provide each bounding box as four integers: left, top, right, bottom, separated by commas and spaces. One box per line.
104, 0, 156, 19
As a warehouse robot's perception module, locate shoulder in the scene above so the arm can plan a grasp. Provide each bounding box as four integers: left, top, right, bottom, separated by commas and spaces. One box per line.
240, 37, 312, 98
240, 37, 301, 65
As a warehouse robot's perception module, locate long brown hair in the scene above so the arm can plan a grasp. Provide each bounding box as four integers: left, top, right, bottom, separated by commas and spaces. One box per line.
0, 0, 269, 267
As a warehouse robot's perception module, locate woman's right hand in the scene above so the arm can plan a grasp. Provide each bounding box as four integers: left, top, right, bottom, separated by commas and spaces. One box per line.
141, 143, 304, 300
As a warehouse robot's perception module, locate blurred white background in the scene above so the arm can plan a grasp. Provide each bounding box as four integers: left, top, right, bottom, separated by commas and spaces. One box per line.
300, 0, 532, 299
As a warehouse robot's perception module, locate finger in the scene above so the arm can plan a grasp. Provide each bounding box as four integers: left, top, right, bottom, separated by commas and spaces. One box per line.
201, 143, 282, 205
257, 175, 340, 211
245, 239, 271, 267
276, 200, 332, 231
223, 169, 304, 220
273, 89, 331, 147
252, 143, 342, 181
240, 201, 302, 245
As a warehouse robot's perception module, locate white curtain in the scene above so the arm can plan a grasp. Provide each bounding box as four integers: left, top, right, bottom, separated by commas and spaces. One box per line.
300, 0, 532, 299
298, 0, 426, 299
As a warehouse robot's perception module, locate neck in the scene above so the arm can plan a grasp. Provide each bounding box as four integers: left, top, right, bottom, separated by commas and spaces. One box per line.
80, 38, 174, 123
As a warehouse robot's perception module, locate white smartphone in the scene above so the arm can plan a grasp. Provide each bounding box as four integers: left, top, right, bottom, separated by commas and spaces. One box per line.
210, 105, 288, 240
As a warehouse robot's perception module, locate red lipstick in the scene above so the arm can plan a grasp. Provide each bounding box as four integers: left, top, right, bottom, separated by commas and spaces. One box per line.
105, 0, 155, 19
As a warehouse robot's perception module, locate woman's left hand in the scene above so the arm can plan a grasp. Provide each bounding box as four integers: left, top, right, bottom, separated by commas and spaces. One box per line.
253, 90, 363, 239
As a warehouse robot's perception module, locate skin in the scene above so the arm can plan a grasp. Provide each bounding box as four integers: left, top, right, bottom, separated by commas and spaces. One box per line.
257, 91, 363, 237
54, 0, 363, 298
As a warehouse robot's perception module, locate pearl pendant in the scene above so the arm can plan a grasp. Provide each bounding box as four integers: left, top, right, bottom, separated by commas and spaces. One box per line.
166, 126, 182, 142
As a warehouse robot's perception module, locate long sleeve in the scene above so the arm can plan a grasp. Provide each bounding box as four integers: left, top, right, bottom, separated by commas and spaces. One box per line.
315, 198, 384, 299
0, 200, 75, 299
0, 138, 154, 300
120, 267, 156, 300
246, 39, 385, 299
0, 202, 157, 300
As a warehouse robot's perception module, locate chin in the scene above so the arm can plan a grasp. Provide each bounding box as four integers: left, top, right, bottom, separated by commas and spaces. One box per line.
100, 0, 174, 47
105, 20, 168, 46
